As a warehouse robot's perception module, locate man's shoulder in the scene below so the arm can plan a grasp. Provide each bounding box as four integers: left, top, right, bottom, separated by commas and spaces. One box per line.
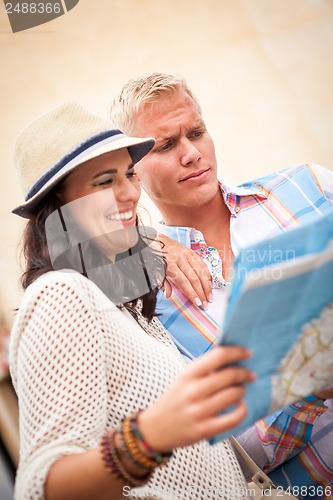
239, 162, 328, 192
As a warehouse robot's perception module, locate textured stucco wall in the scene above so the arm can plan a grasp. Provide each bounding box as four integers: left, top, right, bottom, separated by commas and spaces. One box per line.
0, 0, 332, 326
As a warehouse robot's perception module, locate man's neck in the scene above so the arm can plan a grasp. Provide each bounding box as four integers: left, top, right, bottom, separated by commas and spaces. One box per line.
161, 190, 231, 249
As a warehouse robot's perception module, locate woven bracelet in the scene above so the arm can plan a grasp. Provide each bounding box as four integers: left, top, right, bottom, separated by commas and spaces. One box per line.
130, 412, 173, 465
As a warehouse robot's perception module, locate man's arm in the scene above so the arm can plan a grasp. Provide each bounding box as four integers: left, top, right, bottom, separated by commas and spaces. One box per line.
236, 395, 329, 477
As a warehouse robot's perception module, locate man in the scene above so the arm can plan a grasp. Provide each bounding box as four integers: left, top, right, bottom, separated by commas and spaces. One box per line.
110, 73, 333, 497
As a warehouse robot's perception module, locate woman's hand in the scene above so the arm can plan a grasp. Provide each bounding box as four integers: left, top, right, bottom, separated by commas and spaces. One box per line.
138, 346, 255, 452
314, 388, 333, 400
160, 234, 212, 309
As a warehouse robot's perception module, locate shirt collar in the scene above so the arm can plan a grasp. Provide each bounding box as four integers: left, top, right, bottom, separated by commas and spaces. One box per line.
159, 179, 267, 240
219, 180, 267, 211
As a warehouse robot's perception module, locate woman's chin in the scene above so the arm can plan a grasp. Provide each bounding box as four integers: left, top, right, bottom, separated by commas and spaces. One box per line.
98, 226, 139, 258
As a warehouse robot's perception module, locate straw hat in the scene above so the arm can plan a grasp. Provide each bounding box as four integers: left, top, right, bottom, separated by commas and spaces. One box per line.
12, 101, 155, 218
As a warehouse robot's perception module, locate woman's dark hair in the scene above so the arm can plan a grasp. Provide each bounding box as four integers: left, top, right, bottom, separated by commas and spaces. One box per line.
21, 188, 165, 322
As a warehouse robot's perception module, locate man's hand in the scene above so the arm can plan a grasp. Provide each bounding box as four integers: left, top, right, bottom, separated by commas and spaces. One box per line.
159, 234, 212, 309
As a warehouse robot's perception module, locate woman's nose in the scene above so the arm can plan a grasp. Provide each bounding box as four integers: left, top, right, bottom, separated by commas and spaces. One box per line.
114, 178, 140, 203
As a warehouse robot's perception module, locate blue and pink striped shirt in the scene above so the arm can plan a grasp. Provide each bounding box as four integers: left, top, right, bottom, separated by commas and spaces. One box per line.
156, 163, 333, 499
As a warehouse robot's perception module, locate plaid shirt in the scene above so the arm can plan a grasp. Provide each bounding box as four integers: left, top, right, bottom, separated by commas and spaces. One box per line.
157, 163, 333, 499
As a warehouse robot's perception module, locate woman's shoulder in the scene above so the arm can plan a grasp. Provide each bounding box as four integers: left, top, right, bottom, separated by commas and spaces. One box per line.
26, 269, 98, 295
19, 270, 79, 303
20, 270, 116, 314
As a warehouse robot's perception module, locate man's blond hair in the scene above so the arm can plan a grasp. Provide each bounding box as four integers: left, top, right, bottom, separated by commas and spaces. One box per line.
110, 73, 202, 136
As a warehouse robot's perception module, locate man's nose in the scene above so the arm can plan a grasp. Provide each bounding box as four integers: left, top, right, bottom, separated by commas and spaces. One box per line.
180, 139, 201, 166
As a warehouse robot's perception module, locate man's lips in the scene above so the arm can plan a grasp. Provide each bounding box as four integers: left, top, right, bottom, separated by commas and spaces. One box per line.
179, 168, 210, 182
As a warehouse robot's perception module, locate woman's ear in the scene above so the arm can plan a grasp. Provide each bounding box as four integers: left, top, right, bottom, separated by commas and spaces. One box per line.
55, 179, 66, 203
55, 191, 64, 203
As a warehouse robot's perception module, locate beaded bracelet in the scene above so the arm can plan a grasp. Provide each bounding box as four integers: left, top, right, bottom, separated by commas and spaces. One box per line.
100, 429, 151, 487
122, 413, 173, 469
122, 417, 158, 469
117, 431, 149, 472
100, 430, 121, 479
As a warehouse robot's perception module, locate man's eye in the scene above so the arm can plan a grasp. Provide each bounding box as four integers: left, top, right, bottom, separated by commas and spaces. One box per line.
157, 142, 173, 153
190, 130, 203, 139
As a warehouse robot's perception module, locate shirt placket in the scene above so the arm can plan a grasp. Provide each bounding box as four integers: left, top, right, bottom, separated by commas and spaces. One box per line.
190, 232, 228, 288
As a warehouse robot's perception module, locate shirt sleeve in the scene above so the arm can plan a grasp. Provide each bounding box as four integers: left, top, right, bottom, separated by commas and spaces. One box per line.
311, 164, 333, 207
11, 274, 109, 499
236, 395, 328, 477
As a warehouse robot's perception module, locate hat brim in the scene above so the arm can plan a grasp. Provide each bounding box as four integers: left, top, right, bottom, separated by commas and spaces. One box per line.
12, 134, 155, 219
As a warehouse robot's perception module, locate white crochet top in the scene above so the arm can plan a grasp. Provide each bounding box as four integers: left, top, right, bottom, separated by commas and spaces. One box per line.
9, 270, 247, 499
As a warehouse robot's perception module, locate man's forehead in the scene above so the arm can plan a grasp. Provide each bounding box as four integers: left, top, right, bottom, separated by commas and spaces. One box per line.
153, 120, 205, 143
137, 97, 203, 136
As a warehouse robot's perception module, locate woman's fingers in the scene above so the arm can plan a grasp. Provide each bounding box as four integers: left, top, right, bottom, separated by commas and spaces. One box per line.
160, 234, 213, 307
193, 365, 255, 399
138, 346, 254, 452
183, 346, 252, 380
190, 385, 246, 423
202, 401, 248, 441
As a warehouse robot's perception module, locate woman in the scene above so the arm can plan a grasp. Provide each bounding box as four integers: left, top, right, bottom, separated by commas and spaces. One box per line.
9, 102, 255, 499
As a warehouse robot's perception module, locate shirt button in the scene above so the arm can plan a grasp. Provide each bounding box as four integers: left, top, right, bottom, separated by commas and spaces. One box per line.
235, 206, 240, 213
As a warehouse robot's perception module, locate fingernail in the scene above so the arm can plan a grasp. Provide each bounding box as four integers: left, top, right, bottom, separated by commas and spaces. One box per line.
202, 301, 208, 311
208, 293, 213, 303
194, 297, 202, 307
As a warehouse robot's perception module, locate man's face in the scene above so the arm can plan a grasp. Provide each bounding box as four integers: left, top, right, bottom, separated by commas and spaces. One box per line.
132, 90, 219, 218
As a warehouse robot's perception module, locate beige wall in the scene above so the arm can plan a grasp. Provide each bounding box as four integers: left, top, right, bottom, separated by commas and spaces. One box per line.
0, 0, 332, 327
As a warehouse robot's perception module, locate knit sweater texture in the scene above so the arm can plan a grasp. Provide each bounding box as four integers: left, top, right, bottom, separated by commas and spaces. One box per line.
9, 270, 247, 499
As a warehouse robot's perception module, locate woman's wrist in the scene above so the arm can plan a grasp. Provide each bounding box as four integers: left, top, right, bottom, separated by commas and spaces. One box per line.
131, 411, 173, 464
100, 411, 173, 487
137, 408, 173, 454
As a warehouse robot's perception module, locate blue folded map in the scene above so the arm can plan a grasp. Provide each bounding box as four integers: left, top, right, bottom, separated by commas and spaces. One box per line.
210, 209, 333, 444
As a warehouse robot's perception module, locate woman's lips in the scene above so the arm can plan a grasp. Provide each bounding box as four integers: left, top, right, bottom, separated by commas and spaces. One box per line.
105, 209, 136, 226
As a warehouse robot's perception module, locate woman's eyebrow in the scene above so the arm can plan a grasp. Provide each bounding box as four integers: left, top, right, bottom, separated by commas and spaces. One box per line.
92, 169, 117, 178
92, 163, 134, 179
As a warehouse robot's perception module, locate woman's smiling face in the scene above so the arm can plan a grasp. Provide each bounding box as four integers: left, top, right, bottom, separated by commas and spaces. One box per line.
59, 148, 141, 258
